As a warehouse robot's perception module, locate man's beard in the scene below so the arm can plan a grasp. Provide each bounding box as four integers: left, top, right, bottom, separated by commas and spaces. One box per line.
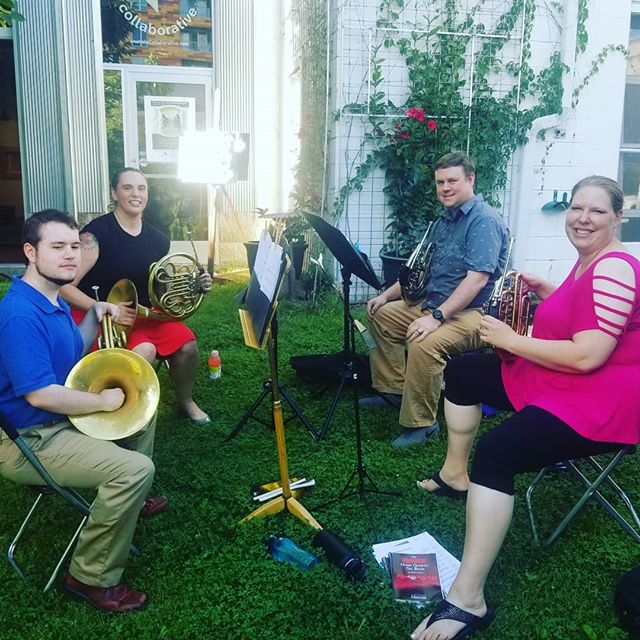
36, 264, 75, 287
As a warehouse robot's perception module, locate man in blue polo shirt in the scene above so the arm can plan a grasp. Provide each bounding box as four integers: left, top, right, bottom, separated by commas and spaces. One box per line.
363, 153, 510, 457
0, 209, 165, 612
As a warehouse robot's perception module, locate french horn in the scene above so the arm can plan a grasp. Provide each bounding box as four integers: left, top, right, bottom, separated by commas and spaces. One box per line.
484, 270, 534, 336
483, 238, 535, 336
147, 230, 206, 320
65, 314, 160, 441
105, 232, 206, 327
399, 221, 436, 305
148, 251, 205, 319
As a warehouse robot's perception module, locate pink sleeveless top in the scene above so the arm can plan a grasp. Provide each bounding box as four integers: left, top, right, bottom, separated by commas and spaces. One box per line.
501, 252, 640, 444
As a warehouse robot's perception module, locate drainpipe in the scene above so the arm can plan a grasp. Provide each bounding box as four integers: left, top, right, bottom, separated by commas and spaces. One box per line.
510, 0, 578, 269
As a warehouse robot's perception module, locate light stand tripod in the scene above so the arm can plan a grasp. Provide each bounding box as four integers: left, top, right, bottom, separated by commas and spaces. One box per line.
225, 312, 318, 441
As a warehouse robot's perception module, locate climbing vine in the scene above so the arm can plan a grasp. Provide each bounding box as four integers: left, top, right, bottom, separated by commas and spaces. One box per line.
333, 0, 567, 256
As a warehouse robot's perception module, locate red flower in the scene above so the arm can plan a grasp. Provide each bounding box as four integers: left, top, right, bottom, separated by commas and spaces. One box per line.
406, 107, 425, 123
426, 119, 437, 132
399, 130, 410, 139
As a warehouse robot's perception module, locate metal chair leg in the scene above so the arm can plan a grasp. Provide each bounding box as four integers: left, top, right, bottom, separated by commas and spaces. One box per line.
43, 514, 89, 592
7, 492, 45, 582
527, 448, 640, 547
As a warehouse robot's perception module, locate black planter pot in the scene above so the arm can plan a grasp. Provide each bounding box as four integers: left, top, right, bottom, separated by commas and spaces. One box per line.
379, 250, 408, 287
243, 240, 259, 273
290, 241, 308, 279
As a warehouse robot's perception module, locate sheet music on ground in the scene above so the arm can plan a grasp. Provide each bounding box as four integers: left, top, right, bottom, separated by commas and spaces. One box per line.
372, 531, 460, 598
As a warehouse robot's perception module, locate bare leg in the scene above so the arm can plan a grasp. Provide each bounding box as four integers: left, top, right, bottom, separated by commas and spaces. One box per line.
417, 399, 482, 492
168, 340, 208, 421
412, 483, 514, 640
132, 342, 157, 363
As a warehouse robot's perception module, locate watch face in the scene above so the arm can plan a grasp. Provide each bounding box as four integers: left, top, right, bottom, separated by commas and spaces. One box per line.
432, 309, 444, 321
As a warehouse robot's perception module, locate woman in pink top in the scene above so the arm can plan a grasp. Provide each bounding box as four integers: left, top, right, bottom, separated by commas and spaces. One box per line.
412, 176, 640, 640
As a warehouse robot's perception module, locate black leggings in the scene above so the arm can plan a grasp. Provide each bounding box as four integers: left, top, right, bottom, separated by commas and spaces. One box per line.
443, 351, 625, 495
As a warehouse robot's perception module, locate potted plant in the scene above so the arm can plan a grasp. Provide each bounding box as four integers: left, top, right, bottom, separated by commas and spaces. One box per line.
376, 107, 444, 284
282, 212, 311, 279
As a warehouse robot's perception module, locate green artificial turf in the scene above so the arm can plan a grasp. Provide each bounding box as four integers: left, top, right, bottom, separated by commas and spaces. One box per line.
0, 275, 636, 639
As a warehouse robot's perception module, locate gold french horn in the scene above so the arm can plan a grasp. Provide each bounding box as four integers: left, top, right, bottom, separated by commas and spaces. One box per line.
483, 238, 535, 336
399, 221, 436, 305
148, 252, 205, 319
65, 313, 160, 441
147, 231, 206, 320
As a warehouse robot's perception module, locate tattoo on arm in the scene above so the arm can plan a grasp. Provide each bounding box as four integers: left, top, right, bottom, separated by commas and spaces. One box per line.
80, 232, 98, 250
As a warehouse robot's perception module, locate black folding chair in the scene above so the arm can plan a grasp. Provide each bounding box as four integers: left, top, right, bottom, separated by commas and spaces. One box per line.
1, 422, 139, 591
525, 446, 640, 547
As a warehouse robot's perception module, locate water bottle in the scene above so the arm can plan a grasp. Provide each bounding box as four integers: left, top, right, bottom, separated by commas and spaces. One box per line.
267, 536, 320, 571
208, 350, 222, 379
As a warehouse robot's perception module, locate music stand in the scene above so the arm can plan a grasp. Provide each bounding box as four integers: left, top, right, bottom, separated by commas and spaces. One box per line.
236, 234, 321, 529
226, 230, 318, 441
292, 213, 380, 440
225, 311, 318, 441
296, 214, 396, 503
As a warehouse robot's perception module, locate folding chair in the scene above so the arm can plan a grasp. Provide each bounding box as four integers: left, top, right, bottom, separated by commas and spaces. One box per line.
525, 446, 640, 548
1, 423, 139, 592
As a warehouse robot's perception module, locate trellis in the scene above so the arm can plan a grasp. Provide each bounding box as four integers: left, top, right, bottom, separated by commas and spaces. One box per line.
289, 0, 562, 300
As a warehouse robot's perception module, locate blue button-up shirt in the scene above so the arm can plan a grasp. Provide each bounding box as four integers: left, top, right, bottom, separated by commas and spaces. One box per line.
421, 194, 510, 311
0, 277, 83, 429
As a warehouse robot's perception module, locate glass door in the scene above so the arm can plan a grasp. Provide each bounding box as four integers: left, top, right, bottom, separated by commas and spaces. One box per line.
116, 66, 213, 244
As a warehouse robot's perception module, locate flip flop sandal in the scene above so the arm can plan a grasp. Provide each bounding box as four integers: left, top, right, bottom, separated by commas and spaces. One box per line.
416, 472, 468, 500
425, 599, 496, 639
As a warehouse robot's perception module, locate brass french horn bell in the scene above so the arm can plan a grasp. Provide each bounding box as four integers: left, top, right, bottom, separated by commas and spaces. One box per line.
65, 314, 160, 441
148, 252, 205, 320
147, 229, 206, 320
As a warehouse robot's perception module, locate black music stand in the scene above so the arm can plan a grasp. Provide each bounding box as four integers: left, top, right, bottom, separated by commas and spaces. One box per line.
291, 213, 381, 440
296, 214, 396, 503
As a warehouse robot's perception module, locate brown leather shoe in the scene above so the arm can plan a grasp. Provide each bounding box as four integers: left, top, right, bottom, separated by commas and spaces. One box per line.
140, 495, 168, 519
64, 574, 147, 612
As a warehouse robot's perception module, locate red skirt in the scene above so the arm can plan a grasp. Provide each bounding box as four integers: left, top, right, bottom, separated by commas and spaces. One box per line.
71, 308, 195, 357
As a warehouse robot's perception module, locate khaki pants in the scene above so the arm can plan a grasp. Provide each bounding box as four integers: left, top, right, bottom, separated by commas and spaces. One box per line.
0, 417, 156, 587
369, 302, 483, 428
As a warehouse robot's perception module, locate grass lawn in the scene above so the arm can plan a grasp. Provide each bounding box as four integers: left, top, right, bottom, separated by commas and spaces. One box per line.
0, 274, 636, 640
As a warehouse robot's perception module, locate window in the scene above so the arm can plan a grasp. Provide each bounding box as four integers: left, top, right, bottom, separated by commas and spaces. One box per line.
131, 25, 148, 49
132, 0, 147, 10
180, 28, 212, 53
620, 13, 640, 241
179, 0, 212, 18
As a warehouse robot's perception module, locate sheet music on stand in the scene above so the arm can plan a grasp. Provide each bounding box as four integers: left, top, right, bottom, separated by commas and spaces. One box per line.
239, 231, 289, 349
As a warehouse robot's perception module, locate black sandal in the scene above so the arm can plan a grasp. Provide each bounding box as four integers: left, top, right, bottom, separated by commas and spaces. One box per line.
416, 472, 468, 500
425, 599, 495, 639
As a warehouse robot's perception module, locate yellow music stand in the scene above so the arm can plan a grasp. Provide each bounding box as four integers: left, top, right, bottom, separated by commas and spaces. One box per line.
238, 234, 321, 530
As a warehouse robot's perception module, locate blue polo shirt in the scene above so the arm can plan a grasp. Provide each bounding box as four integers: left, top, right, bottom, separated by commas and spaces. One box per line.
421, 195, 510, 312
0, 277, 83, 429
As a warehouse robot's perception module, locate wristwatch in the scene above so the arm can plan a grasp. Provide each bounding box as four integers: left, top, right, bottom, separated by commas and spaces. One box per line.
432, 309, 445, 323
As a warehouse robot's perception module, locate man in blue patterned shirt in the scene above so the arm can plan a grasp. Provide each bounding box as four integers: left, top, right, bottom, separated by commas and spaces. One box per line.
363, 152, 510, 448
